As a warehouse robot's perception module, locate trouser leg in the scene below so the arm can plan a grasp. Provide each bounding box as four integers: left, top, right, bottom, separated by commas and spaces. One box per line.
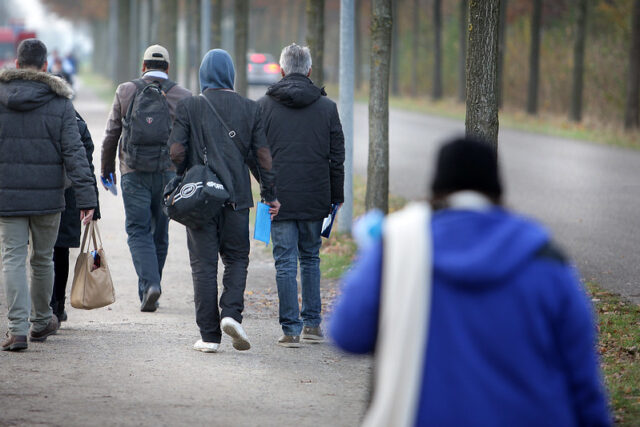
218, 207, 250, 323
271, 220, 302, 336
28, 213, 60, 332
0, 216, 30, 336
187, 220, 222, 343
297, 220, 323, 327
51, 246, 70, 304
151, 171, 174, 284
121, 172, 161, 301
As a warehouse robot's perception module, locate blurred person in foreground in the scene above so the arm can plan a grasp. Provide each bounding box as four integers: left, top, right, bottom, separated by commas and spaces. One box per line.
0, 39, 96, 351
330, 138, 611, 426
169, 49, 279, 353
257, 43, 344, 348
101, 45, 191, 312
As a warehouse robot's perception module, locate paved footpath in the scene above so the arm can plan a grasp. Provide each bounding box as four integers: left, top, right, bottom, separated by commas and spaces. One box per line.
0, 81, 370, 427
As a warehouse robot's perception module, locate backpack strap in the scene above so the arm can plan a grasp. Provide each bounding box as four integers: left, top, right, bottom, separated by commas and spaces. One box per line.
160, 79, 177, 94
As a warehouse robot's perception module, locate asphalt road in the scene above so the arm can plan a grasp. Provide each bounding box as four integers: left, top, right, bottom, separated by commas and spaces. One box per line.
252, 84, 640, 303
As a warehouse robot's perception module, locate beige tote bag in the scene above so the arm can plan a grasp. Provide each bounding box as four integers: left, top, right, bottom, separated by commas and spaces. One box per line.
70, 221, 116, 309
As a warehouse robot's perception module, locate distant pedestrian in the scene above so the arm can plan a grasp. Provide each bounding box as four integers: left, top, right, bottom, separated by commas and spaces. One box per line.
0, 39, 97, 351
169, 49, 279, 353
257, 43, 345, 348
330, 138, 611, 426
50, 112, 101, 323
101, 45, 191, 312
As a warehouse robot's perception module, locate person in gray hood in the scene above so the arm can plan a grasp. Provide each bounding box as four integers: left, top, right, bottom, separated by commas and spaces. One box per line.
0, 39, 96, 352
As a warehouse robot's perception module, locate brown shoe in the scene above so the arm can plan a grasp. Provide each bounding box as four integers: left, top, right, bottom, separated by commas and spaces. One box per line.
29, 315, 59, 342
301, 326, 324, 343
1, 332, 28, 351
277, 335, 301, 348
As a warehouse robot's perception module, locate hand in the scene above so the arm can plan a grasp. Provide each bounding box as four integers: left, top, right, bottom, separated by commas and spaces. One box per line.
265, 200, 281, 220
101, 172, 117, 189
80, 209, 95, 225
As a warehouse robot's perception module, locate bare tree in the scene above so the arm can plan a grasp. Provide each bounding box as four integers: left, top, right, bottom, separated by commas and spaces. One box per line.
210, 0, 222, 49
116, 0, 131, 84
465, 0, 500, 151
526, 0, 542, 115
234, 0, 249, 96
458, 0, 467, 102
569, 0, 588, 122
497, 0, 507, 108
411, 0, 421, 96
306, 0, 325, 87
156, 0, 178, 68
365, 0, 392, 213
391, 0, 400, 95
624, 0, 640, 129
356, 0, 363, 90
432, 0, 443, 99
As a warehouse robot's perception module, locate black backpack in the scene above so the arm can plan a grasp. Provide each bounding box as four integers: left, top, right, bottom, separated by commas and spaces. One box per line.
121, 78, 176, 172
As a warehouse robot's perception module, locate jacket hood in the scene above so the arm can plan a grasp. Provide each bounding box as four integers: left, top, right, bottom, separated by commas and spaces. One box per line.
266, 73, 325, 108
0, 68, 73, 111
199, 49, 235, 92
432, 208, 549, 289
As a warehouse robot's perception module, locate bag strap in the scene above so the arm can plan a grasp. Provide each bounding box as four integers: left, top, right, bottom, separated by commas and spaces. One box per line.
92, 221, 103, 249
199, 93, 248, 159
80, 222, 92, 253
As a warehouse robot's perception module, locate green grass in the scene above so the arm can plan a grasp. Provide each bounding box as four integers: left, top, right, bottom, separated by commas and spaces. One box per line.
586, 283, 640, 425
79, 72, 116, 104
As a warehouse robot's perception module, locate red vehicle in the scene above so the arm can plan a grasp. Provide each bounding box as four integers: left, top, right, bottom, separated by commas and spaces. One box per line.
0, 27, 16, 68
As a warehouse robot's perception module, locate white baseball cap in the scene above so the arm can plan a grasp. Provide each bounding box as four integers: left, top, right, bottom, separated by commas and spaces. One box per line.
143, 44, 170, 64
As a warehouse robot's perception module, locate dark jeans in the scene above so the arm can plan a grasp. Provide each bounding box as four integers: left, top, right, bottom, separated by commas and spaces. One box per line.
186, 206, 249, 343
271, 219, 323, 336
121, 171, 175, 301
51, 246, 70, 304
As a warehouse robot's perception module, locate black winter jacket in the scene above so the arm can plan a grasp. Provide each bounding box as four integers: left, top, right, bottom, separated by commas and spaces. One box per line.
55, 113, 101, 248
257, 74, 344, 221
0, 69, 97, 216
169, 90, 276, 210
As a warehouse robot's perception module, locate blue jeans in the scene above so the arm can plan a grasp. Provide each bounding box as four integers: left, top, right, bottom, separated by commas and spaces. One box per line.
271, 219, 323, 336
121, 171, 174, 301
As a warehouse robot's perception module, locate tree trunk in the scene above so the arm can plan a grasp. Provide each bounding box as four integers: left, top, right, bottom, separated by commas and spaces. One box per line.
457, 0, 467, 102
390, 0, 399, 96
156, 0, 178, 70
365, 0, 392, 213
116, 0, 131, 84
526, 0, 542, 115
210, 0, 222, 49
432, 0, 443, 100
411, 0, 420, 96
569, 0, 588, 122
355, 0, 363, 90
497, 0, 507, 108
624, 0, 640, 129
306, 0, 325, 87
465, 0, 500, 152
234, 0, 249, 96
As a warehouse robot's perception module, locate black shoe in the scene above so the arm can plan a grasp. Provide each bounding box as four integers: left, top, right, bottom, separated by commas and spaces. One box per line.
51, 300, 67, 322
29, 315, 59, 342
1, 332, 28, 351
141, 286, 161, 312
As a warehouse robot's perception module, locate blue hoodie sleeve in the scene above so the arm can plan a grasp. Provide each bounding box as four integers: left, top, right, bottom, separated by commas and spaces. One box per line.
554, 266, 612, 426
330, 239, 383, 354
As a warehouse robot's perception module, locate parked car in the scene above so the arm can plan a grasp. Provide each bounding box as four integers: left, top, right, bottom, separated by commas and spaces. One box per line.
247, 53, 281, 86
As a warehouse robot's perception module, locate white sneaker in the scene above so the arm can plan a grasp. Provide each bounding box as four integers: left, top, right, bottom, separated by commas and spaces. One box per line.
193, 339, 219, 353
221, 317, 251, 351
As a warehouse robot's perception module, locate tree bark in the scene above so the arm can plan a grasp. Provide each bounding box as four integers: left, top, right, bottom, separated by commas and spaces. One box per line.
306, 0, 325, 87
497, 0, 507, 108
116, 0, 131, 84
210, 0, 222, 49
365, 0, 392, 213
526, 0, 542, 115
156, 0, 178, 70
569, 0, 588, 122
355, 0, 363, 90
411, 0, 420, 95
465, 0, 500, 152
187, 0, 201, 92
390, 0, 400, 95
432, 0, 443, 99
457, 0, 467, 102
624, 0, 640, 129
234, 0, 249, 96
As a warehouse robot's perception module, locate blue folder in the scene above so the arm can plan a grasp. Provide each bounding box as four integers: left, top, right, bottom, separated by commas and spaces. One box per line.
321, 204, 340, 238
254, 202, 271, 245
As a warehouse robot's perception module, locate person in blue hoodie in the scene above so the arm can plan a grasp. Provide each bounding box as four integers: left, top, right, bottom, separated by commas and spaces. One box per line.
330, 138, 611, 427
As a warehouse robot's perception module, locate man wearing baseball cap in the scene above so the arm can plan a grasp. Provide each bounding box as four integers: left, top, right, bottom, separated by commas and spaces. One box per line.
101, 45, 191, 312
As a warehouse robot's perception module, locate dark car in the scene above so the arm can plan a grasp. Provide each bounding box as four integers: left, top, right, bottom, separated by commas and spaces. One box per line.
247, 53, 281, 86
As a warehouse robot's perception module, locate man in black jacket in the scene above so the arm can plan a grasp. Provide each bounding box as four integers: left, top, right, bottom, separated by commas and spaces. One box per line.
257, 43, 345, 348
0, 39, 96, 351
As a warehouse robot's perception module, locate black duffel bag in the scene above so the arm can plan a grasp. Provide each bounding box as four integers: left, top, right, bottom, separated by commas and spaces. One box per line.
163, 163, 230, 228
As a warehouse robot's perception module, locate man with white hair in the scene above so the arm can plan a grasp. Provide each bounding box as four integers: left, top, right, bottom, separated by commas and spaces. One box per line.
257, 43, 345, 348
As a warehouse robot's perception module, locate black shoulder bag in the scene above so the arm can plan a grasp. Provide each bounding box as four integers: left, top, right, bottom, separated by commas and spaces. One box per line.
162, 97, 230, 229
